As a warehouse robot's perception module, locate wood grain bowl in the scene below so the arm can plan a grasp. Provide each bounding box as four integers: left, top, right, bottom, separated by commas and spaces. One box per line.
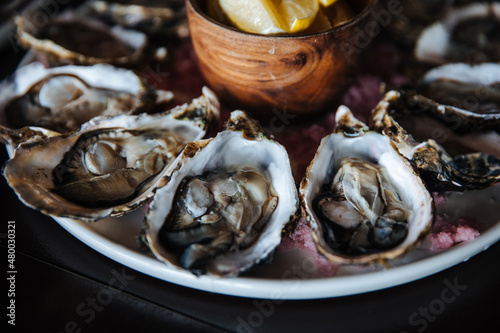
186, 0, 379, 118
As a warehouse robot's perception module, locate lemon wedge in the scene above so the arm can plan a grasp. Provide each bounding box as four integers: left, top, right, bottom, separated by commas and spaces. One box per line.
263, 0, 319, 33
318, 0, 340, 7
219, 0, 319, 34
219, 0, 285, 34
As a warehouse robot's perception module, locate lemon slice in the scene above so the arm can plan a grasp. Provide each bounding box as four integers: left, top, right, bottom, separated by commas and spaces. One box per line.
319, 0, 340, 7
263, 0, 319, 33
219, 0, 319, 34
219, 0, 285, 34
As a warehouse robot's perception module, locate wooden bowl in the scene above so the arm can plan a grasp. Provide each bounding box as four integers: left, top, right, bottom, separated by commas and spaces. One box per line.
186, 0, 378, 117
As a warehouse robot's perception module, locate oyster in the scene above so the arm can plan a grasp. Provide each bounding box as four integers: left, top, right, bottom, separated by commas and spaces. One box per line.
143, 111, 299, 276
371, 90, 500, 192
415, 2, 500, 64
15, 9, 147, 65
88, 0, 185, 35
0, 62, 173, 149
3, 88, 219, 221
383, 0, 452, 48
300, 106, 433, 264
416, 62, 500, 132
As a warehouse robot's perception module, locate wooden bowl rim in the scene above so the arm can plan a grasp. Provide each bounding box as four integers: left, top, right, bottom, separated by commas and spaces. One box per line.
186, 0, 379, 40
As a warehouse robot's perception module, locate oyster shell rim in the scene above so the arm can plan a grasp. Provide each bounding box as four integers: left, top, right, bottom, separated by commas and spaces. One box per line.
414, 2, 500, 64
370, 89, 500, 192
2, 88, 220, 222
300, 106, 434, 265
14, 9, 148, 65
0, 61, 175, 148
417, 62, 500, 132
143, 111, 300, 277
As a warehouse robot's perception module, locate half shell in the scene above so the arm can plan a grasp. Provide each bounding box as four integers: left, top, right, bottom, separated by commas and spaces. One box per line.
383, 0, 452, 48
3, 88, 219, 221
370, 90, 500, 192
300, 106, 433, 264
15, 9, 147, 65
143, 111, 299, 276
416, 62, 500, 132
88, 0, 185, 35
415, 2, 500, 64
0, 62, 173, 149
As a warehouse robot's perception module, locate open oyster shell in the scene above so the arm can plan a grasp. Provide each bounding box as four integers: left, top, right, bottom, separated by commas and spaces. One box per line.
143, 111, 299, 277
415, 2, 500, 64
383, 0, 452, 48
0, 62, 174, 149
300, 106, 433, 264
371, 90, 500, 192
88, 0, 185, 35
15, 9, 148, 65
3, 88, 219, 221
416, 62, 500, 132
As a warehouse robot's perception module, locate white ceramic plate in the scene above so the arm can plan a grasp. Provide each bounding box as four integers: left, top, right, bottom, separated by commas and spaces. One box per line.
53, 186, 500, 300
5, 3, 499, 301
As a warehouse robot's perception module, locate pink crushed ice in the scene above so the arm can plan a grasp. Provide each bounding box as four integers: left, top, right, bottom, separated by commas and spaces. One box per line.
277, 219, 314, 252
428, 215, 482, 252
432, 193, 449, 207
428, 193, 484, 251
278, 218, 339, 277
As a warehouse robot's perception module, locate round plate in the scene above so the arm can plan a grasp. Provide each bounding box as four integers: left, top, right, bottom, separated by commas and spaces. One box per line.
4, 12, 499, 300
53, 185, 500, 300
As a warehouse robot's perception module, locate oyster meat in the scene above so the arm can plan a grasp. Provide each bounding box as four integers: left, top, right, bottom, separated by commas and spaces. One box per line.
0, 62, 173, 149
88, 0, 185, 35
143, 111, 299, 276
15, 9, 147, 65
300, 106, 433, 264
416, 62, 500, 132
415, 2, 500, 64
3, 88, 219, 221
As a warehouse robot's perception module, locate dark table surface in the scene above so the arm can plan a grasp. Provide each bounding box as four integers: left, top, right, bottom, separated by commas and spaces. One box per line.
1, 23, 500, 333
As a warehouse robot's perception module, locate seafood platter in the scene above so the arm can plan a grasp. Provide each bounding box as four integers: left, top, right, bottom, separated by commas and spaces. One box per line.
1, 0, 499, 299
